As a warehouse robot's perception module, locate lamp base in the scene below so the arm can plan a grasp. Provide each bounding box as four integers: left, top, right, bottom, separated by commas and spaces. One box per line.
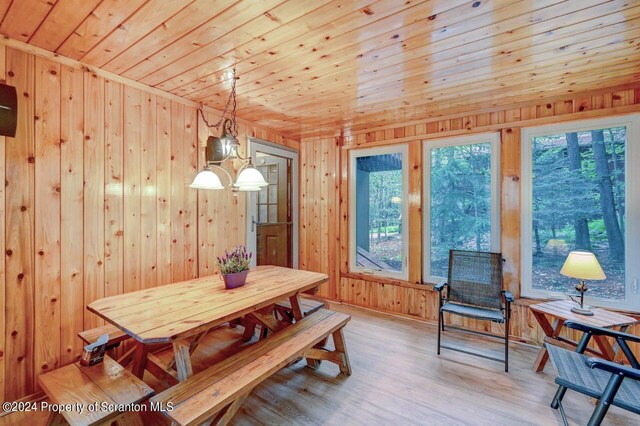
571, 306, 594, 316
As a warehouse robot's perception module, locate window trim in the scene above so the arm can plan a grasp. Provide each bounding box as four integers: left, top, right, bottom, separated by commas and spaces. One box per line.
422, 133, 501, 284
349, 144, 409, 280
521, 114, 640, 311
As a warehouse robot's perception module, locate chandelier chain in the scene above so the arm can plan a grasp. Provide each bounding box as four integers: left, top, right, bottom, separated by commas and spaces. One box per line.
198, 66, 238, 136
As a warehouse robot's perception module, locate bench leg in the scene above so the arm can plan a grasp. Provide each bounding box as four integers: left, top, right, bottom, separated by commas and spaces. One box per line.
302, 329, 352, 376
117, 345, 137, 367
332, 328, 352, 376
209, 390, 252, 426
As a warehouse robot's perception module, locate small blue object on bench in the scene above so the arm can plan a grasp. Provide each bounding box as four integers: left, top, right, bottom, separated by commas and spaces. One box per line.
546, 320, 640, 426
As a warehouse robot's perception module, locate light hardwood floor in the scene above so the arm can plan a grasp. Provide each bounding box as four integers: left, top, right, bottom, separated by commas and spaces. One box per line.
7, 303, 636, 425
149, 302, 637, 425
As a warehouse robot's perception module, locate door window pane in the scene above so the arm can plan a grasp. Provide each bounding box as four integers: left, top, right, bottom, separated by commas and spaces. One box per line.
354, 152, 404, 272
429, 142, 493, 278
530, 127, 626, 300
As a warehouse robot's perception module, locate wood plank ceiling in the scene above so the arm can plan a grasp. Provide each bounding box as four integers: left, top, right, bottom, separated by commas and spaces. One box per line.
0, 0, 639, 139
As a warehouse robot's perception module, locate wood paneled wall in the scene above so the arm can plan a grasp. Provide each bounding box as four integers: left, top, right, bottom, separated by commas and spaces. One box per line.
0, 46, 298, 402
300, 86, 640, 352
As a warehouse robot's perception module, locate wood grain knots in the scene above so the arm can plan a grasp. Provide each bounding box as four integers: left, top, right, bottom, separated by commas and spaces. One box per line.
88, 266, 328, 344
150, 308, 351, 426
298, 86, 640, 363
37, 356, 154, 426
0, 45, 300, 403
0, 1, 638, 137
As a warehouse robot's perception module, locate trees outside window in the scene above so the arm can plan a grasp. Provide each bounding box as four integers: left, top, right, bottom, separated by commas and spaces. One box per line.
424, 134, 500, 282
349, 145, 408, 280
522, 115, 640, 310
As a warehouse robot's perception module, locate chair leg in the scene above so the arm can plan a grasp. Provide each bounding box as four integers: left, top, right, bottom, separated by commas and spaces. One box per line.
504, 314, 509, 373
551, 385, 568, 409
437, 309, 442, 355
440, 310, 445, 332
587, 375, 624, 426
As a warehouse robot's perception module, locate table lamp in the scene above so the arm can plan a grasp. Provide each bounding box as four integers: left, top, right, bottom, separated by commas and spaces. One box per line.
560, 251, 606, 316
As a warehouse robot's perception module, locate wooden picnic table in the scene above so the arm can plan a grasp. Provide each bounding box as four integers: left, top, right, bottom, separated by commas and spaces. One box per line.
88, 265, 328, 384
530, 299, 637, 372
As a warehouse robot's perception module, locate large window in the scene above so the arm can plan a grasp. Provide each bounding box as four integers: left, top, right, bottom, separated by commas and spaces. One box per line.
522, 115, 640, 310
349, 145, 408, 279
423, 134, 500, 282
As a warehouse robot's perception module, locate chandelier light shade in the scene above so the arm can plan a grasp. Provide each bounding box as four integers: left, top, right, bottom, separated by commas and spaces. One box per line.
189, 169, 224, 190
234, 166, 269, 189
191, 67, 268, 194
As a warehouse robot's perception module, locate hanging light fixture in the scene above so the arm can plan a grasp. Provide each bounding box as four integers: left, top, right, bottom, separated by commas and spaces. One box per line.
190, 67, 268, 192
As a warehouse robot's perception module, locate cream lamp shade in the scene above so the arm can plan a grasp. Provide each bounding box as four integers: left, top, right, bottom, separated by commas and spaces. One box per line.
189, 169, 224, 190
560, 251, 606, 280
234, 166, 268, 190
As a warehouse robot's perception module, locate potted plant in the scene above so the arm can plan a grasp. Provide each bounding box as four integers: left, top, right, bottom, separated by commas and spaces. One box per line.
218, 246, 252, 289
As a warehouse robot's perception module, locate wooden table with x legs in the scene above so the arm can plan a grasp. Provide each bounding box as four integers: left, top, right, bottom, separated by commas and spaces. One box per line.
88, 266, 328, 385
530, 299, 637, 372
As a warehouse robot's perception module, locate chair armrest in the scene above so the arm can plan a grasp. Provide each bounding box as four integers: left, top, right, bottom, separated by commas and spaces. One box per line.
434, 282, 447, 292
502, 291, 515, 303
565, 321, 640, 344
586, 357, 640, 381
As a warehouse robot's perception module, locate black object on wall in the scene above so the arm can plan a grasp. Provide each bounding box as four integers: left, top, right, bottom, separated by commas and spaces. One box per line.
0, 83, 17, 137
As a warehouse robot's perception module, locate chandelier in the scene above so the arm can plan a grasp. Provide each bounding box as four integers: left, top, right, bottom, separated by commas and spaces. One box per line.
190, 67, 268, 192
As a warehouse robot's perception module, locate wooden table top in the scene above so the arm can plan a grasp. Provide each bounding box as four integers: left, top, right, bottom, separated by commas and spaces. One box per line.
88, 266, 328, 344
529, 299, 637, 328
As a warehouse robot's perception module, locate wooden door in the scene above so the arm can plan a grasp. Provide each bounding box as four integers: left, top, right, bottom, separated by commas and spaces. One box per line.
255, 155, 292, 267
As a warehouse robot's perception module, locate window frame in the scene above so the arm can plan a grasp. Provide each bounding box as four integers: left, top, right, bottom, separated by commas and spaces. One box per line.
521, 114, 640, 311
349, 144, 409, 280
422, 133, 501, 284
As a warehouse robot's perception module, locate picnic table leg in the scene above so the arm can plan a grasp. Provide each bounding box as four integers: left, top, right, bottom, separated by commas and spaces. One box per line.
173, 340, 194, 382
532, 312, 564, 373
131, 341, 149, 379
166, 330, 208, 370
288, 294, 304, 321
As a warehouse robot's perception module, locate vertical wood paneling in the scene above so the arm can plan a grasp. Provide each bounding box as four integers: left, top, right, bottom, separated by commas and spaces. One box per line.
171, 101, 186, 282
183, 106, 198, 279
60, 65, 84, 365
104, 80, 124, 298
83, 71, 105, 329
124, 86, 142, 293
0, 43, 6, 402
5, 48, 35, 400
501, 128, 521, 298
141, 93, 157, 288
300, 86, 640, 355
408, 140, 422, 285
156, 96, 172, 286
0, 46, 300, 402
34, 57, 61, 377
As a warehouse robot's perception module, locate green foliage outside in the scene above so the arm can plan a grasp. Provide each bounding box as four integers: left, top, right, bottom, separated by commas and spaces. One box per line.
430, 143, 492, 278
531, 127, 626, 300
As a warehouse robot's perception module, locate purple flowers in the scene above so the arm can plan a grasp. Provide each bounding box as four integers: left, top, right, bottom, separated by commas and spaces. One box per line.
217, 245, 252, 275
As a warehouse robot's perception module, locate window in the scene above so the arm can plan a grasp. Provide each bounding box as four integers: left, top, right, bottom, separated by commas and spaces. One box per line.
423, 133, 500, 283
522, 115, 640, 310
349, 145, 409, 279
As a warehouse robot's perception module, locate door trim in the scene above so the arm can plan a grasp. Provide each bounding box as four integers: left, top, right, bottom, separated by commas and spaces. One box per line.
246, 137, 299, 268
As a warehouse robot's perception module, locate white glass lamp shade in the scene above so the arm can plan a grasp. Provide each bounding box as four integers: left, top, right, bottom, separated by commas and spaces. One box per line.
189, 169, 224, 190
234, 166, 268, 189
560, 251, 606, 280
238, 185, 262, 192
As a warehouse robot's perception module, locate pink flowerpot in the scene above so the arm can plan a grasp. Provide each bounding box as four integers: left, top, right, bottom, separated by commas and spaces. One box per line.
222, 270, 249, 289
